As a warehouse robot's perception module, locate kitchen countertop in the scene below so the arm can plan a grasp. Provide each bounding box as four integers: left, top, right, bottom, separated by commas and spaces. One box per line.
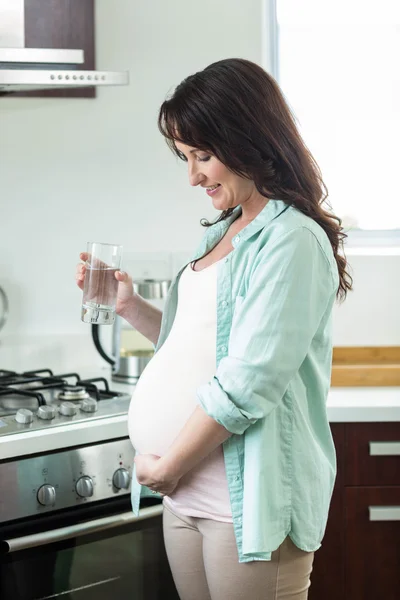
110, 378, 400, 422
327, 386, 400, 422
40, 366, 400, 423
1, 369, 399, 460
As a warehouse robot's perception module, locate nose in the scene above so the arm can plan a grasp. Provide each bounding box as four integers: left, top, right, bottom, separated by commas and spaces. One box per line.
188, 162, 205, 187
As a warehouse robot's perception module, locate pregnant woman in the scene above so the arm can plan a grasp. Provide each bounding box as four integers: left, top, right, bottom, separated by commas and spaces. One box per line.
76, 58, 352, 600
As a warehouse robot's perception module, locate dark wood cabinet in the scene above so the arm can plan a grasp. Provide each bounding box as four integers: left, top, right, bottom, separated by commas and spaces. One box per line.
310, 421, 400, 600
309, 424, 345, 600
345, 486, 400, 600
345, 422, 400, 486
7, 0, 95, 99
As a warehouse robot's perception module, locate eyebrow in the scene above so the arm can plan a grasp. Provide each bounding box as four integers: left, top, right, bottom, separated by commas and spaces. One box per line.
189, 148, 210, 155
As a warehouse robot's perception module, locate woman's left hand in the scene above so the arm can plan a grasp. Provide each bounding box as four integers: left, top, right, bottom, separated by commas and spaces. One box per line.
134, 454, 181, 496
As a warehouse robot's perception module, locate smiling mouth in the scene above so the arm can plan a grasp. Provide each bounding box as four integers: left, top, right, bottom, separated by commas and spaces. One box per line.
206, 184, 221, 191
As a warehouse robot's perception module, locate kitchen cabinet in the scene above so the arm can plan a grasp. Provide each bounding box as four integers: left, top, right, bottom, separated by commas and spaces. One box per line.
345, 423, 400, 486
10, 0, 95, 99
309, 424, 345, 600
309, 422, 400, 600
346, 486, 400, 600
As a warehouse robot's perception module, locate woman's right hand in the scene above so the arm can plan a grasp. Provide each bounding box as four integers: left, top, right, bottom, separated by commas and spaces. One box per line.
75, 252, 136, 316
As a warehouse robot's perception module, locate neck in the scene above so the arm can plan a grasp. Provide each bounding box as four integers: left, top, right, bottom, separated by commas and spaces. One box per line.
239, 194, 269, 224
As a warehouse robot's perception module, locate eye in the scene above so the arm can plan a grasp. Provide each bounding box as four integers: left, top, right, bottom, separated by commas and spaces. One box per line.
176, 151, 188, 162
197, 155, 211, 162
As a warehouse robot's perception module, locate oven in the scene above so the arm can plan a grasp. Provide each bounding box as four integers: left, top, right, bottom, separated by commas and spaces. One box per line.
0, 365, 179, 600
0, 496, 178, 599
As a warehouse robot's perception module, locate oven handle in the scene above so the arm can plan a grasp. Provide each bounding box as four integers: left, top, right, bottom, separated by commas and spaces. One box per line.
1, 504, 163, 554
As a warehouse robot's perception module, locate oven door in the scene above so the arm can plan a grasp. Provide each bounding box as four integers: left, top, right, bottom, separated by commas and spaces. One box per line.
0, 498, 178, 600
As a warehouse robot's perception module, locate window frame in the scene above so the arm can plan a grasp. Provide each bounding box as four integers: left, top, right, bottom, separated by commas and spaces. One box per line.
262, 0, 400, 248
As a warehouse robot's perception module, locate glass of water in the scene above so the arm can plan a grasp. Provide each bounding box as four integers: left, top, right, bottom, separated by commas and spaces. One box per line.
81, 242, 123, 325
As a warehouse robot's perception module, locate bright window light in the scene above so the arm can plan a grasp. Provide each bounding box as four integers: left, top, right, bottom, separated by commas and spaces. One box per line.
275, 0, 400, 231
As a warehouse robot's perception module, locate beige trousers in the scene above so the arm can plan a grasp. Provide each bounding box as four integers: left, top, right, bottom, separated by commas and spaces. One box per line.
163, 503, 314, 600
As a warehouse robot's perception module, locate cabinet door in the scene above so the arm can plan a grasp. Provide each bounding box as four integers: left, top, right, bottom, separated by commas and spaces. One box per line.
346, 423, 400, 486
309, 424, 345, 600
346, 486, 400, 600
9, 0, 95, 99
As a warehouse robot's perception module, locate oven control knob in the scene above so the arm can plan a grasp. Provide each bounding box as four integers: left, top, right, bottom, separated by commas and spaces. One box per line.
38, 405, 56, 420
15, 408, 34, 424
76, 476, 94, 498
37, 484, 56, 506
80, 398, 98, 413
113, 468, 130, 490
60, 401, 78, 417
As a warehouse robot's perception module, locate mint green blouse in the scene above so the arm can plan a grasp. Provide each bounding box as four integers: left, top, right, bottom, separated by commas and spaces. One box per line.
131, 200, 339, 563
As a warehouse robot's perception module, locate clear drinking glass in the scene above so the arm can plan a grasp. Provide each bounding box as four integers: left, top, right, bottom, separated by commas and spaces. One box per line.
81, 242, 123, 325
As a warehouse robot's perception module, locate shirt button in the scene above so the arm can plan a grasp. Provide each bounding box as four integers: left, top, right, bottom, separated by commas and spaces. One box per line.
235, 517, 242, 524
234, 475, 240, 482
221, 345, 227, 353
233, 235, 240, 244
221, 300, 228, 308
224, 257, 229, 263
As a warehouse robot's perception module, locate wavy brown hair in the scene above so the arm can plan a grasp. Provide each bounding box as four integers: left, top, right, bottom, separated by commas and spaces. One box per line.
158, 58, 352, 300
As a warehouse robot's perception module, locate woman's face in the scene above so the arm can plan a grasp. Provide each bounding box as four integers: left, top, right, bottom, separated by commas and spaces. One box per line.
175, 141, 257, 212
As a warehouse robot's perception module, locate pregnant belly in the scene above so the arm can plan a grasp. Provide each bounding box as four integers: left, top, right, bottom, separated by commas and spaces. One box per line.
128, 345, 214, 457
128, 388, 193, 457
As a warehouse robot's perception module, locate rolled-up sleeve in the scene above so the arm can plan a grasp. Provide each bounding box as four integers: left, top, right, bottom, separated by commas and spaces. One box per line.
196, 226, 337, 434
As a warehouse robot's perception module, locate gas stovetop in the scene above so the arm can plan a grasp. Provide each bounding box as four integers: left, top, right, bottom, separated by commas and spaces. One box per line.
0, 370, 135, 524
0, 369, 131, 438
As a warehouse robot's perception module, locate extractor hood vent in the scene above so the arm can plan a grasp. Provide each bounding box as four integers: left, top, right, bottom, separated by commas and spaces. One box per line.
0, 0, 129, 93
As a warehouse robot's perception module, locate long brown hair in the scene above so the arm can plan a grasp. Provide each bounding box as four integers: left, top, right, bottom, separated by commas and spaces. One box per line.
158, 58, 352, 300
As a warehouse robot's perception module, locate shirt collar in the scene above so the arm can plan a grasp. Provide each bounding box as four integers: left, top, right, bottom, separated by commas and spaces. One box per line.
214, 200, 290, 248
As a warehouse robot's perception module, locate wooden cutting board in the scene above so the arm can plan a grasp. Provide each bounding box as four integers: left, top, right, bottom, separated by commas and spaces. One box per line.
331, 347, 400, 386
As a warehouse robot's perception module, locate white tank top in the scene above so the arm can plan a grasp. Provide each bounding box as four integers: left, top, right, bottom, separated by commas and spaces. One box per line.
128, 261, 232, 522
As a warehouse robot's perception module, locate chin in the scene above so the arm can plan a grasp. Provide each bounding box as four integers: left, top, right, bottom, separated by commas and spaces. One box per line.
211, 195, 233, 212
213, 200, 237, 213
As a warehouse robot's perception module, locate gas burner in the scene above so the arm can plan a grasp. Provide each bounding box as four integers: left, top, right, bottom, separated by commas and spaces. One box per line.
0, 369, 17, 380
0, 369, 131, 441
58, 386, 90, 401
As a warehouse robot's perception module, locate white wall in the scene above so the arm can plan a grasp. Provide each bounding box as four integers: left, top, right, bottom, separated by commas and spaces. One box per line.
332, 253, 400, 346
0, 0, 398, 371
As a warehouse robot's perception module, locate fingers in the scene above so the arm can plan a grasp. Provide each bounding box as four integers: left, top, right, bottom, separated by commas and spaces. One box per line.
76, 263, 86, 279
82, 252, 106, 269
76, 253, 87, 290
115, 270, 128, 282
75, 262, 86, 289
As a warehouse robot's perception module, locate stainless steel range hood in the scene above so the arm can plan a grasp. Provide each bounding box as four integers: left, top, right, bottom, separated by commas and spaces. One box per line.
0, 0, 129, 92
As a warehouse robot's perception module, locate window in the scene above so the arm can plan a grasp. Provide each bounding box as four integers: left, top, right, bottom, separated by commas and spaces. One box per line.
267, 0, 400, 240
